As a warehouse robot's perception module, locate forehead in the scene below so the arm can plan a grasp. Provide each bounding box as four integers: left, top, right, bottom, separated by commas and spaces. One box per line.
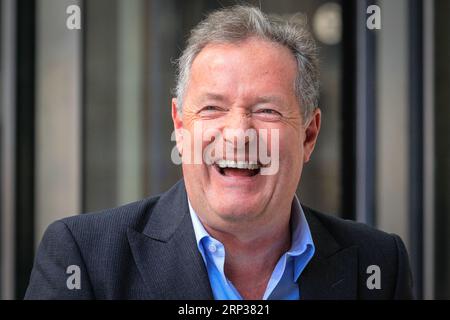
187, 37, 298, 101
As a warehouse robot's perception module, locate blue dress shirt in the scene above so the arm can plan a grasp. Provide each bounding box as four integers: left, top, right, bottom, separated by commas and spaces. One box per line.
188, 196, 315, 300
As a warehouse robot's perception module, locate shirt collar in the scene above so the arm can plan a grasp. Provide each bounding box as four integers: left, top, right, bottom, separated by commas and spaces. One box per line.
288, 196, 315, 280
188, 200, 211, 254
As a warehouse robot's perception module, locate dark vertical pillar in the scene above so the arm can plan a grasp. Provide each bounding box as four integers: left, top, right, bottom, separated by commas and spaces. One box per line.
341, 0, 357, 221
355, 0, 377, 226
408, 0, 424, 300
341, 0, 377, 225
15, 0, 36, 299
434, 0, 450, 300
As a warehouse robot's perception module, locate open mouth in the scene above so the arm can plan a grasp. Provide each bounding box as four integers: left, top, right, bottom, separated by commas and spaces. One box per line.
213, 160, 261, 177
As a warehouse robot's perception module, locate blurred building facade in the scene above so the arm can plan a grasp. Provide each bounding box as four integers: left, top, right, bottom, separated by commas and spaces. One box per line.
1, 0, 449, 299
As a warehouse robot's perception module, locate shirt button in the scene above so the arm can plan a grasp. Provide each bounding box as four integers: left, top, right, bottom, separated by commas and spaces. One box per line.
208, 244, 217, 253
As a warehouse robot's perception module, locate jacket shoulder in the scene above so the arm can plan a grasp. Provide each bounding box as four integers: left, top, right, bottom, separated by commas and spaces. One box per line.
58, 194, 161, 239
304, 207, 403, 279
305, 206, 400, 250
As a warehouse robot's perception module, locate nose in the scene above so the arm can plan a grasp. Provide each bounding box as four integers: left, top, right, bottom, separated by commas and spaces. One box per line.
222, 109, 257, 160
222, 109, 252, 142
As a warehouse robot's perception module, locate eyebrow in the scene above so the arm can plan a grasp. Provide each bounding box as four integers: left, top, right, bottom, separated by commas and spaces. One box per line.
197, 92, 229, 103
195, 92, 286, 106
256, 95, 285, 106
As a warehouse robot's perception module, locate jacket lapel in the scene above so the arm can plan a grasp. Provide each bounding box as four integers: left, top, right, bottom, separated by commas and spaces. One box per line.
299, 207, 358, 299
127, 180, 214, 299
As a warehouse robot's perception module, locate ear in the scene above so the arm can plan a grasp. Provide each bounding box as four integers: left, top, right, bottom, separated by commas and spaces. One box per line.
303, 108, 321, 163
172, 98, 183, 155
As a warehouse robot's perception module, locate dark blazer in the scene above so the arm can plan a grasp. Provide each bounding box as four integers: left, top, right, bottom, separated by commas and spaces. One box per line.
25, 180, 414, 299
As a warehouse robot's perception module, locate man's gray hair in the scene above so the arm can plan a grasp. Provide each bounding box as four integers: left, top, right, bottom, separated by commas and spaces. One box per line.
175, 5, 320, 121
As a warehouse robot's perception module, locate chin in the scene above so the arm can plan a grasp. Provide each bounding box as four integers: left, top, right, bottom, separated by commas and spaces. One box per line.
211, 194, 266, 222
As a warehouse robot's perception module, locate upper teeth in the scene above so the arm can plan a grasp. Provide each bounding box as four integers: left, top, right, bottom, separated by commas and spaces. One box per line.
215, 160, 259, 170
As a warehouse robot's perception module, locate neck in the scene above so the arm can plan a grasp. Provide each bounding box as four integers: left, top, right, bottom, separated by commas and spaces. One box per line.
203, 214, 292, 299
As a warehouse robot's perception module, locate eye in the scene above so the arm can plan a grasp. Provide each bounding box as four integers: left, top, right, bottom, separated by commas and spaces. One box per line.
202, 106, 220, 111
197, 105, 226, 118
257, 109, 280, 115
199, 105, 221, 113
254, 108, 282, 117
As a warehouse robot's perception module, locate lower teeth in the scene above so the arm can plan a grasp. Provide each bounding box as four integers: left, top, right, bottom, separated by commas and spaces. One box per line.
216, 165, 259, 177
